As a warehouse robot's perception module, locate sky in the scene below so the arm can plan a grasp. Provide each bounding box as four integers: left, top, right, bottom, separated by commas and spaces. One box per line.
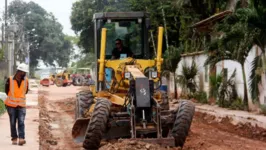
0, 0, 77, 36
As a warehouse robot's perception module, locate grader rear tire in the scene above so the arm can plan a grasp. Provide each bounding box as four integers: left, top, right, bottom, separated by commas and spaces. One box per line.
171, 100, 195, 148
75, 90, 94, 120
74, 76, 84, 86
83, 98, 111, 150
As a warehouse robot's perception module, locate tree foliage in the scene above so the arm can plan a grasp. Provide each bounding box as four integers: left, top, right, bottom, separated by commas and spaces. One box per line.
8, 0, 74, 68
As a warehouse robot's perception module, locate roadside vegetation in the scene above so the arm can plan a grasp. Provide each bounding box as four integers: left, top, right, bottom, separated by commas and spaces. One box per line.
0, 79, 6, 116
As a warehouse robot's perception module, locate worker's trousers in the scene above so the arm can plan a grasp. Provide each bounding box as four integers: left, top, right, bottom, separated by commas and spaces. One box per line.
6, 105, 26, 139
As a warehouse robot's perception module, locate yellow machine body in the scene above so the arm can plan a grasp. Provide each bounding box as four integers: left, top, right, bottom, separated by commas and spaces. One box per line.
71, 12, 196, 150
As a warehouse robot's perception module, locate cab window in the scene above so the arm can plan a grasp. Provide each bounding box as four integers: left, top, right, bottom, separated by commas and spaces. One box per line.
103, 20, 143, 59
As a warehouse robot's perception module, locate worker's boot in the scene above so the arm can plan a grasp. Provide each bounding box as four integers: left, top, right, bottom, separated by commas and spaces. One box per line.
18, 138, 26, 146
11, 138, 17, 145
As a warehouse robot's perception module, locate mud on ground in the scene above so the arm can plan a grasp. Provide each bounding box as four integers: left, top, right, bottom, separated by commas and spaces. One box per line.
38, 87, 266, 150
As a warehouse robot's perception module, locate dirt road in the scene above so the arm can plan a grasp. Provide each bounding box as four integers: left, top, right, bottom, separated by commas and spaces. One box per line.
38, 85, 266, 150
39, 85, 81, 150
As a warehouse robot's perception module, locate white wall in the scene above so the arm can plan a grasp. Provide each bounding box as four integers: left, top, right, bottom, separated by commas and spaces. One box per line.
174, 46, 263, 110
216, 46, 260, 110
175, 53, 210, 96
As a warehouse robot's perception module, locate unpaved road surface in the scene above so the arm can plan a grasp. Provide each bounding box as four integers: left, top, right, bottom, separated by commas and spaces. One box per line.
39, 85, 266, 150
39, 85, 82, 150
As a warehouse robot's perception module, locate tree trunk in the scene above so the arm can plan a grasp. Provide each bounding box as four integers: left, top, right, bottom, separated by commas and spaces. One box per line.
160, 1, 169, 49
226, 0, 238, 11
150, 31, 157, 56
174, 73, 177, 99
241, 64, 249, 111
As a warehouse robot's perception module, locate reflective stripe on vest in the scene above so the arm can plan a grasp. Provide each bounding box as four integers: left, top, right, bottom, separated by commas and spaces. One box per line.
5, 76, 27, 107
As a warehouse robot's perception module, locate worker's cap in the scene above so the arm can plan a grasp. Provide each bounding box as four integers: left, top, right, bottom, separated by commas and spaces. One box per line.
17, 63, 29, 73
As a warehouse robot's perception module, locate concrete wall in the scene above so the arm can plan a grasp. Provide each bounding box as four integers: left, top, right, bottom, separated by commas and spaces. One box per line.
215, 46, 259, 109
172, 46, 263, 110
175, 53, 210, 97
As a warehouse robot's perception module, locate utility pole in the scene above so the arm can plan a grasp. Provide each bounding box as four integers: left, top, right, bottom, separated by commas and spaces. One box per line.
27, 42, 30, 76
1, 24, 4, 47
5, 0, 12, 77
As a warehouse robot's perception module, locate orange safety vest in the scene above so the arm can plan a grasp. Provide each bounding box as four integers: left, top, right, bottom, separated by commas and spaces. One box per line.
5, 76, 28, 107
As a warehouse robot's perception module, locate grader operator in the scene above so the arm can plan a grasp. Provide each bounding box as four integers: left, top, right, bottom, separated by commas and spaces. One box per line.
72, 12, 195, 150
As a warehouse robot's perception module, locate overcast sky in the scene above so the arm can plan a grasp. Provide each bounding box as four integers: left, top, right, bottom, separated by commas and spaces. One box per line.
0, 0, 77, 36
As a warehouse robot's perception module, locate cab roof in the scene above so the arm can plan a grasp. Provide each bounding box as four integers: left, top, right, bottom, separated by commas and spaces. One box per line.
93, 11, 150, 20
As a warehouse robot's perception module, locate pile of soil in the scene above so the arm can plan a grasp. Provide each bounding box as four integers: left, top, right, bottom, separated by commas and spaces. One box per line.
195, 112, 266, 142
39, 94, 57, 149
39, 90, 80, 150
54, 98, 75, 116
100, 139, 181, 150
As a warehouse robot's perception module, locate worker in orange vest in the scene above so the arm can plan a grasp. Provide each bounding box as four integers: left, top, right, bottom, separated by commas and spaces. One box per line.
5, 63, 29, 146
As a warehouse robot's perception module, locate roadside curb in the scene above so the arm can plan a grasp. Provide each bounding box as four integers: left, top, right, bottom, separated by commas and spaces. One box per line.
195, 104, 266, 129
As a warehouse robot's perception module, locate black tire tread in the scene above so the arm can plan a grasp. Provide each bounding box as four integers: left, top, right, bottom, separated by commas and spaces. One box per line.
74, 76, 84, 86
75, 91, 94, 119
171, 100, 195, 148
83, 98, 111, 150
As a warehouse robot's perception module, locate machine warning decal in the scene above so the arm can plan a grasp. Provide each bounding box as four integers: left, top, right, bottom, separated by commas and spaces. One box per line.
140, 88, 146, 95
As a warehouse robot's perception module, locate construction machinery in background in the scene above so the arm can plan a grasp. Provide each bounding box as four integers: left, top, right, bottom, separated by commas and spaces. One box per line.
54, 70, 72, 87
40, 78, 50, 87
71, 12, 195, 149
72, 68, 92, 86
49, 74, 56, 85
39, 73, 54, 87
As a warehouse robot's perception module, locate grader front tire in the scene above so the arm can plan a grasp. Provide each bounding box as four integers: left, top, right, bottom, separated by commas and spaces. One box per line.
83, 98, 111, 150
171, 100, 195, 148
55, 79, 63, 87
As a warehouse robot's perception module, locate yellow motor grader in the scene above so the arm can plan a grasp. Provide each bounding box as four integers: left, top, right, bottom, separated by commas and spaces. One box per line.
72, 12, 195, 149
54, 70, 72, 87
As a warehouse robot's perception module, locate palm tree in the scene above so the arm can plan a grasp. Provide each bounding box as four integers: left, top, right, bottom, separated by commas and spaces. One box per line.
177, 58, 199, 95
246, 0, 266, 102
205, 0, 266, 110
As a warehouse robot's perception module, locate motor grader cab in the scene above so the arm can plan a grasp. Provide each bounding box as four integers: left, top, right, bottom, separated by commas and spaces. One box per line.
54, 70, 72, 87
72, 12, 195, 149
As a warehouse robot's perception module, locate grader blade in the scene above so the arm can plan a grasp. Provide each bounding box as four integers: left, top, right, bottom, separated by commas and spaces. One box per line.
71, 118, 90, 143
133, 137, 175, 147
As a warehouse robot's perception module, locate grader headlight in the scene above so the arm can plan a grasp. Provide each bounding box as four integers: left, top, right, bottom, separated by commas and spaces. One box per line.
124, 72, 131, 79
151, 71, 158, 78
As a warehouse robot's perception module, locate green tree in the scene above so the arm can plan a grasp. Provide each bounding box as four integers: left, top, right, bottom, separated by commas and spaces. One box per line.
162, 45, 182, 98
207, 0, 266, 105
204, 6, 259, 110
8, 0, 74, 69
246, 0, 266, 102
177, 58, 199, 95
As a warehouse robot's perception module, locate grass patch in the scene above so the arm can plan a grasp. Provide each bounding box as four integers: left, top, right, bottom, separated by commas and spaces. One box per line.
0, 79, 5, 92
260, 105, 266, 116
188, 91, 208, 104
229, 97, 245, 110
0, 99, 5, 116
